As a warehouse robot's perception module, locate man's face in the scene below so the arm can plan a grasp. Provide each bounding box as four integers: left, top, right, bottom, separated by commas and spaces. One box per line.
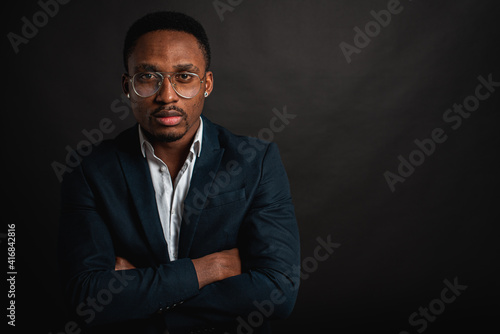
123, 30, 213, 143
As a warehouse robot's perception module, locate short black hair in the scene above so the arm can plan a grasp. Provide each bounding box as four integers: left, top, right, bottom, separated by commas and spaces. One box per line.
123, 11, 211, 72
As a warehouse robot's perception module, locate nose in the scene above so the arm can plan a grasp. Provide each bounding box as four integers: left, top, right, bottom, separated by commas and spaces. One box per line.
154, 75, 179, 104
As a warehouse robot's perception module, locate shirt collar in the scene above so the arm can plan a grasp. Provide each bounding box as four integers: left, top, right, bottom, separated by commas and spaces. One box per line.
138, 116, 203, 158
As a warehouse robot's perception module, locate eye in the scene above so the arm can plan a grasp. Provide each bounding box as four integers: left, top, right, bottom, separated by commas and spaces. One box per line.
136, 72, 159, 82
175, 73, 195, 83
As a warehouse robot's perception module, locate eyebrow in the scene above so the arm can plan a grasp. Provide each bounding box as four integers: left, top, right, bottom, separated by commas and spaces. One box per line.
133, 63, 201, 73
173, 63, 201, 73
133, 63, 160, 73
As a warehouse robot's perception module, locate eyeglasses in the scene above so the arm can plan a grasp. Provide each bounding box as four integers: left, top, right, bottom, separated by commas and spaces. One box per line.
127, 71, 205, 99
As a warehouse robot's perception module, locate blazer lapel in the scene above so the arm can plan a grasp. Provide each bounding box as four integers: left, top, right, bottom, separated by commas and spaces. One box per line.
178, 116, 224, 258
115, 125, 170, 264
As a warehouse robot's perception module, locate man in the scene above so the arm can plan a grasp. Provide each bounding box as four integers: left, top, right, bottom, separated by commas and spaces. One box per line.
58, 11, 300, 334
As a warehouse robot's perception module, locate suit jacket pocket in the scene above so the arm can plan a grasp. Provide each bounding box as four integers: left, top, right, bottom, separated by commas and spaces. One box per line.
193, 188, 247, 254
204, 188, 246, 209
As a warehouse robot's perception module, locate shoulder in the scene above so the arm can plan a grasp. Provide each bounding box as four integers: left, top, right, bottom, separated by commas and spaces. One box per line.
62, 125, 138, 182
84, 125, 136, 159
202, 115, 277, 164
201, 116, 289, 200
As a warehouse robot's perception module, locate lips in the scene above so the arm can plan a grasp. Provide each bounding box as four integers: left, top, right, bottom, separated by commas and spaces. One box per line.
156, 115, 183, 126
153, 109, 185, 126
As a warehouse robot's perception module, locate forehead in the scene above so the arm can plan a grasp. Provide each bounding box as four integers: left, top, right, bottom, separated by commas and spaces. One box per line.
128, 30, 205, 72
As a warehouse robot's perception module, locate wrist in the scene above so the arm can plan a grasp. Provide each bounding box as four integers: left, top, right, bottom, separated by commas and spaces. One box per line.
192, 253, 218, 289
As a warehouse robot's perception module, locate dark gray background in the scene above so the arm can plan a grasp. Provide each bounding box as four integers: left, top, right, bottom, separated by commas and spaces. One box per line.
4, 0, 500, 333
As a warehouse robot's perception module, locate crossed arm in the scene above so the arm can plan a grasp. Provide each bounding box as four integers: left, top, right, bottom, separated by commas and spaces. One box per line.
115, 248, 241, 289
59, 143, 300, 330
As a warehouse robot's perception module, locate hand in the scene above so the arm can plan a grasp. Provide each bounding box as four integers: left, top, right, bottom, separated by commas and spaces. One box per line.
192, 248, 241, 289
115, 256, 136, 271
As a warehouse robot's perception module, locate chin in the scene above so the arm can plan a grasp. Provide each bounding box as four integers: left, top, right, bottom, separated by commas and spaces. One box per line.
153, 127, 188, 143
156, 133, 185, 142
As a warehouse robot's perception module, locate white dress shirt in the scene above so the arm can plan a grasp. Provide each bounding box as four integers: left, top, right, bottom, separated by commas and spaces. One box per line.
138, 118, 203, 261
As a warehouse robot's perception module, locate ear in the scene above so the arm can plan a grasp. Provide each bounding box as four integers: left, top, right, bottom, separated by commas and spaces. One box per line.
121, 74, 131, 98
204, 71, 214, 96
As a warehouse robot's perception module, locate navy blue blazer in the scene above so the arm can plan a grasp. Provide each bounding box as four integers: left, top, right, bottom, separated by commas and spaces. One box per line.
58, 115, 300, 334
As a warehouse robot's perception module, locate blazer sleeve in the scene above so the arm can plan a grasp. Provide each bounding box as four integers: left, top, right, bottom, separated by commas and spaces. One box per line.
162, 142, 301, 331
58, 162, 200, 327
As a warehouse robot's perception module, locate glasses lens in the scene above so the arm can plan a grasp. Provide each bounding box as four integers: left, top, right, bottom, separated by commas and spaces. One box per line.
171, 73, 202, 98
132, 72, 202, 98
133, 72, 162, 97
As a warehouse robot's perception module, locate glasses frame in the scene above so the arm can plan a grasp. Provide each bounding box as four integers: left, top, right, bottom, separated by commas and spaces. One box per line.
126, 71, 205, 99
